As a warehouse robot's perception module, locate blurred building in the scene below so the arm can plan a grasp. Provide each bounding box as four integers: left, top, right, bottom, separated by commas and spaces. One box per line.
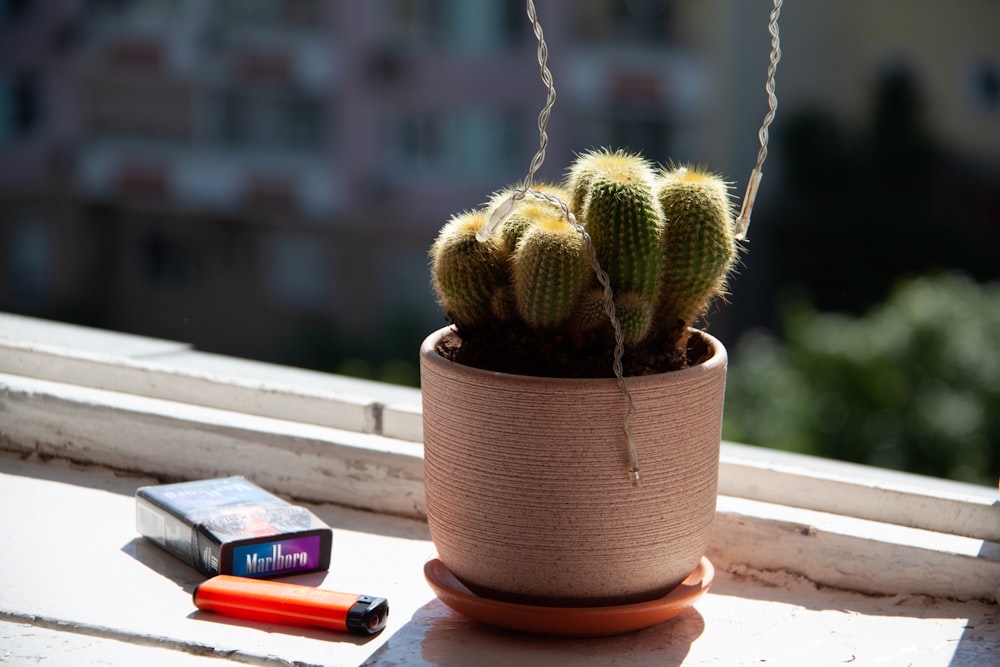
0, 0, 689, 368
1, 0, 998, 373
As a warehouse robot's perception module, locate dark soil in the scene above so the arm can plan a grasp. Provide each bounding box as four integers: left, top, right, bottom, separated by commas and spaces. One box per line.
435, 320, 711, 378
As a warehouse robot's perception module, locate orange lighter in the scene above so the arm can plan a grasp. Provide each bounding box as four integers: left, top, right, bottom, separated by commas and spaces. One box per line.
193, 575, 388, 635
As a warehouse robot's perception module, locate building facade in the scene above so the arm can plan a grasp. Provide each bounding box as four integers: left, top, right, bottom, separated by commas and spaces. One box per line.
2, 0, 997, 377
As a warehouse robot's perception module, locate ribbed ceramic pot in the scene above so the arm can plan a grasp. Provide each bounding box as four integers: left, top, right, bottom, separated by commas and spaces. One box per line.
420, 325, 728, 607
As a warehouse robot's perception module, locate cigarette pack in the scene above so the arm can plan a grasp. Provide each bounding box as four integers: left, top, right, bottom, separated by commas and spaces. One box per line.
136, 476, 332, 578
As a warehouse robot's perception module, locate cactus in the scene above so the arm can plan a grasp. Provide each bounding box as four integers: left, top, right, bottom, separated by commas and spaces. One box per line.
430, 210, 509, 329
573, 288, 654, 346
614, 291, 656, 346
512, 213, 590, 329
568, 150, 663, 304
654, 165, 737, 344
429, 151, 742, 375
570, 287, 607, 335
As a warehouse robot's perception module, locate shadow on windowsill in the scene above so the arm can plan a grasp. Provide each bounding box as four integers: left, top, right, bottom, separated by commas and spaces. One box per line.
363, 598, 705, 667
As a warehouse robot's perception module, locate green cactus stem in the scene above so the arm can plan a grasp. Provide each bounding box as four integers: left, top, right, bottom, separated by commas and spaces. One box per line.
568, 150, 663, 305
430, 210, 509, 329
614, 291, 655, 345
655, 165, 737, 344
511, 211, 590, 330
573, 288, 653, 347
570, 287, 607, 335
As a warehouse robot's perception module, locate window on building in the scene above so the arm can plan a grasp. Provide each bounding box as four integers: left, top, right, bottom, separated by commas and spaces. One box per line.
85, 0, 178, 17
382, 0, 522, 53
221, 88, 325, 151
390, 112, 442, 169
574, 0, 675, 45
437, 0, 523, 54
217, 0, 324, 29
574, 111, 673, 166
381, 108, 523, 184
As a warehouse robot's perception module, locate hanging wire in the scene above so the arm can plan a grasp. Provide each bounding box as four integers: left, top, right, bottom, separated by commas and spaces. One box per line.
479, 0, 783, 485
520, 187, 641, 484
478, 0, 641, 484
477, 0, 557, 241
735, 0, 783, 240
523, 0, 555, 193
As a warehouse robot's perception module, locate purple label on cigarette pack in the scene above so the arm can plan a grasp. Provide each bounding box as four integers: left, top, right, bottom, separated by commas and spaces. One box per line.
232, 536, 322, 577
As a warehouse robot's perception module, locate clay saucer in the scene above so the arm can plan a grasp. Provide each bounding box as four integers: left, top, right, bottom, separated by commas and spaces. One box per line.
424, 556, 714, 637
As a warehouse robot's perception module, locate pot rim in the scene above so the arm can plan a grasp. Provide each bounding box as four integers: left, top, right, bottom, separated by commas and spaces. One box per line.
420, 325, 727, 389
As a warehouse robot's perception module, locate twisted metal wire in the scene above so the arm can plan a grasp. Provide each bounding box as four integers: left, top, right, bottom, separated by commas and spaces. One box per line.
523, 0, 555, 193
521, 0, 640, 483
522, 187, 640, 481
735, 0, 783, 240
483, 0, 783, 484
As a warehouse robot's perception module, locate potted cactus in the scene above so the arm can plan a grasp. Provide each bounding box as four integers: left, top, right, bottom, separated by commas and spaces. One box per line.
420, 149, 735, 612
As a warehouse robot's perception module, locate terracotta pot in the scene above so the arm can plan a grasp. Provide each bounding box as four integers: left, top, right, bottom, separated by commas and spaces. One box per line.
420, 326, 728, 607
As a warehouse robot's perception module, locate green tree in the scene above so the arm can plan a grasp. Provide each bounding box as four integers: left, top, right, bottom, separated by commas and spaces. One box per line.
723, 274, 1000, 485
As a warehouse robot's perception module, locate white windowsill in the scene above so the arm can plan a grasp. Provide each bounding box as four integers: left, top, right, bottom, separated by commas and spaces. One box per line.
1, 312, 997, 665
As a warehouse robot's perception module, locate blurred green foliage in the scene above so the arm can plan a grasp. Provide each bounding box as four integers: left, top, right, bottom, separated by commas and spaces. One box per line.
759, 70, 998, 326
722, 273, 1000, 486
276, 311, 425, 387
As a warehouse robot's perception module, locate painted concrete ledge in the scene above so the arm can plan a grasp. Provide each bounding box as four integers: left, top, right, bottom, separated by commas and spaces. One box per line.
2, 452, 998, 667
710, 496, 999, 603
0, 371, 425, 518
1, 312, 998, 606
0, 312, 423, 442
1, 367, 998, 605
